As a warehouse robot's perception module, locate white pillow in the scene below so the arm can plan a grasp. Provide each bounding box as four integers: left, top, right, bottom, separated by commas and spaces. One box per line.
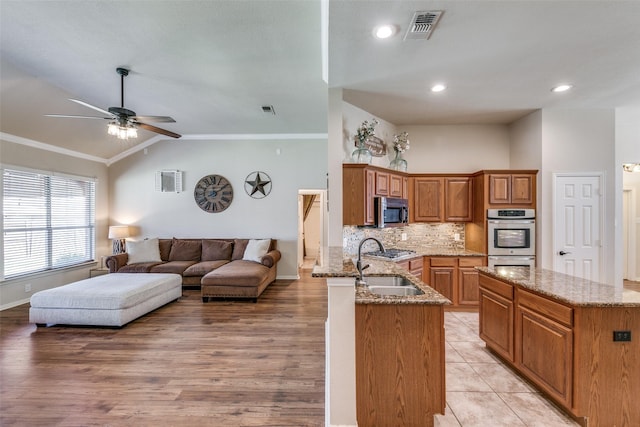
127, 238, 162, 264
242, 239, 271, 263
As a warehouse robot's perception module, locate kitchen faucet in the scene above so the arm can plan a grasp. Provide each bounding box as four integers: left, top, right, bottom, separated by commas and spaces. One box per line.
356, 237, 385, 285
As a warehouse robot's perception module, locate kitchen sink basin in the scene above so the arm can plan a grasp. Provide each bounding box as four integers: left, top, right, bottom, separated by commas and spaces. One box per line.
363, 276, 414, 287
366, 285, 424, 297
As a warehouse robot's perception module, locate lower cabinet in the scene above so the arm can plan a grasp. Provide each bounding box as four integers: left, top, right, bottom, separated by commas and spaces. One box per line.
355, 303, 445, 427
426, 256, 485, 309
478, 271, 640, 426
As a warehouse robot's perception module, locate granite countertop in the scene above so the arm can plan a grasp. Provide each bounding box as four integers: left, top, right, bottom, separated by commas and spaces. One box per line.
477, 266, 640, 307
312, 246, 450, 305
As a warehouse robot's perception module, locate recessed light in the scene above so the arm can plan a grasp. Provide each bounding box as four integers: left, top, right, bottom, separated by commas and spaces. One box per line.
373, 25, 396, 39
551, 84, 573, 93
431, 84, 447, 92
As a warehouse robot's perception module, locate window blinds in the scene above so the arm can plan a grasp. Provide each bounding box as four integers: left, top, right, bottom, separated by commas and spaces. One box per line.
2, 168, 96, 280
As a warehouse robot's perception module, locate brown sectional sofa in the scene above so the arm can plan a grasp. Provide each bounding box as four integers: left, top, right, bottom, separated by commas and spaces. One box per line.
105, 238, 281, 302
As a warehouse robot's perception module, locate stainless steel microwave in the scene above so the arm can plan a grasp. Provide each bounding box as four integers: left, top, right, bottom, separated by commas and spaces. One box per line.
374, 197, 409, 228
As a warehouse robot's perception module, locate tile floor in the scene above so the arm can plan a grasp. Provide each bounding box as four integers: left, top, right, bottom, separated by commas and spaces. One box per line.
434, 312, 579, 426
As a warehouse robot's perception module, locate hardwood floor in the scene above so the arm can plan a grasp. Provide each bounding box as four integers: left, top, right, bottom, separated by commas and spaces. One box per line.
624, 279, 640, 292
0, 270, 327, 426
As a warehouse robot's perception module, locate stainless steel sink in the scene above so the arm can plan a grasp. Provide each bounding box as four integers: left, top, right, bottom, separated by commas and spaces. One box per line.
364, 276, 414, 287
367, 285, 424, 297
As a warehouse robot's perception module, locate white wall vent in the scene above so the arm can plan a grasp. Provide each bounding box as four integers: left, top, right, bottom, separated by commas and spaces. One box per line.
155, 170, 182, 193
404, 10, 443, 40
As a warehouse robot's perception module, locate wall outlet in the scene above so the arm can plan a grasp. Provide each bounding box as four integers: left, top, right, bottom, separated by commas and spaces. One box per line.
613, 330, 632, 342
401, 233, 407, 241
24, 283, 31, 293
454, 233, 461, 241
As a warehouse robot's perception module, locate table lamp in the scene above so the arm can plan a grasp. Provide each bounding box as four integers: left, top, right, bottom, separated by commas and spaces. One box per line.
108, 225, 130, 254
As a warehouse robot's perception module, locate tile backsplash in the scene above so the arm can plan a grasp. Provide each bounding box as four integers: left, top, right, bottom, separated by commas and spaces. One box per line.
343, 223, 465, 255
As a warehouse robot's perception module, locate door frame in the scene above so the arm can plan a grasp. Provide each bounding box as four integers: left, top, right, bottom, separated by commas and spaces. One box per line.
552, 172, 605, 282
297, 189, 327, 270
623, 188, 637, 281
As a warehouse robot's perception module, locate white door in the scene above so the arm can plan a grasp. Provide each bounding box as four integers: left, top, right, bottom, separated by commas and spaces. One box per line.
553, 174, 602, 281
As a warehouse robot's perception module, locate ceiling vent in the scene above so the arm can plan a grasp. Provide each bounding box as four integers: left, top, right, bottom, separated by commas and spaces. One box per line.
404, 10, 443, 40
261, 105, 276, 115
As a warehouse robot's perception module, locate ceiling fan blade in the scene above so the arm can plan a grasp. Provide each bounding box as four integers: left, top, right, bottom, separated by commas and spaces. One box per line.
136, 122, 181, 139
131, 115, 176, 123
45, 114, 111, 120
69, 99, 113, 117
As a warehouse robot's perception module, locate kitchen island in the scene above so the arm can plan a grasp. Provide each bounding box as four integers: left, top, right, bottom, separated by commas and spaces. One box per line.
478, 267, 640, 427
313, 246, 450, 427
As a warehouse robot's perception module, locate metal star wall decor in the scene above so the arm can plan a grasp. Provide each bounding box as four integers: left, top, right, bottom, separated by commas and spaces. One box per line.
244, 171, 272, 199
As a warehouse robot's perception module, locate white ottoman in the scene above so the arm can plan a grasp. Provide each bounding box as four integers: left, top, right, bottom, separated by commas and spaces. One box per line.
29, 273, 182, 327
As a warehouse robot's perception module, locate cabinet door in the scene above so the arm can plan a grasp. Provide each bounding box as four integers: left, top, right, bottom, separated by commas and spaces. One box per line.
365, 169, 375, 225
479, 288, 514, 361
389, 174, 403, 198
458, 267, 480, 306
511, 174, 534, 205
489, 174, 511, 204
430, 267, 454, 302
516, 306, 573, 407
402, 176, 408, 199
413, 177, 443, 222
375, 171, 389, 196
444, 177, 472, 222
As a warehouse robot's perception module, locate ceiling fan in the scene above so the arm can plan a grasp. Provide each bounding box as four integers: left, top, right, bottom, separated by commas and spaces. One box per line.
46, 67, 181, 139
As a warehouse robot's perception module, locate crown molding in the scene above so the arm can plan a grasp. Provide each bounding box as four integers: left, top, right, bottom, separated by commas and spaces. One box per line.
1, 131, 328, 167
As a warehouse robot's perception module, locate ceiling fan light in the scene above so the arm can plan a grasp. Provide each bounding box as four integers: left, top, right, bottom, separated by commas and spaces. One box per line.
107, 122, 119, 136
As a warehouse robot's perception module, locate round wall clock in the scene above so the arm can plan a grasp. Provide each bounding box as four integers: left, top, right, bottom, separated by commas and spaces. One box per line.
244, 171, 272, 199
194, 174, 233, 213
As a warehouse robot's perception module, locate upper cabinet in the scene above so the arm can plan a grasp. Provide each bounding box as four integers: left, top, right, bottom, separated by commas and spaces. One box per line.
410, 175, 473, 223
487, 173, 535, 207
343, 164, 408, 226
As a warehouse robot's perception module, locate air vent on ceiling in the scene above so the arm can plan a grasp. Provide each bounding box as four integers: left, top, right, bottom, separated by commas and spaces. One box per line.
261, 105, 276, 115
404, 10, 443, 40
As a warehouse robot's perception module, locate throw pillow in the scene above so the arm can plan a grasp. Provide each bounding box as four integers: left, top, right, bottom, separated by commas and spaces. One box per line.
127, 238, 162, 264
242, 239, 271, 263
168, 238, 202, 261
202, 240, 233, 261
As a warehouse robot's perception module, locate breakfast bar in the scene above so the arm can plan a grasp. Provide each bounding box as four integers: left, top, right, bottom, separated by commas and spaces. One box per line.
313, 246, 450, 427
477, 267, 640, 427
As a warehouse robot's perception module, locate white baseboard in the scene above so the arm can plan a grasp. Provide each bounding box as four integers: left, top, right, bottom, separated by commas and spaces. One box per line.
276, 274, 300, 280
1, 297, 30, 311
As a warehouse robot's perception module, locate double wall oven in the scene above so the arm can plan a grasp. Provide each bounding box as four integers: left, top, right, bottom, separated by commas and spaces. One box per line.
487, 209, 536, 270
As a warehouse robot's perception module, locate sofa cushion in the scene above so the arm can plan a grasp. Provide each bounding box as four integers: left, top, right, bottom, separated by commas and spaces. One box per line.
183, 260, 230, 277
202, 240, 233, 261
201, 260, 270, 287
118, 261, 163, 273
127, 238, 162, 264
232, 239, 249, 260
242, 239, 271, 263
168, 239, 201, 262
150, 260, 197, 275
159, 239, 172, 261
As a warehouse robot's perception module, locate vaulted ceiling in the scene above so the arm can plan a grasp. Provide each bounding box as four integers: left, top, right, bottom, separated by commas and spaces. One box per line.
2, 1, 639, 162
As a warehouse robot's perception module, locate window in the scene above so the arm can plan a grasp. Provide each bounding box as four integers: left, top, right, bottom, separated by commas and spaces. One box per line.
2, 167, 95, 280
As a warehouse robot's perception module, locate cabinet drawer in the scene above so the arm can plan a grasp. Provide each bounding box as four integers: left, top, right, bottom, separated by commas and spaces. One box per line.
459, 257, 484, 268
479, 274, 513, 300
518, 290, 573, 327
430, 257, 457, 267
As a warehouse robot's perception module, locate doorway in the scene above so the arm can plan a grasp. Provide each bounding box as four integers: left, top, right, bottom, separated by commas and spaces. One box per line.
553, 173, 603, 281
297, 190, 326, 271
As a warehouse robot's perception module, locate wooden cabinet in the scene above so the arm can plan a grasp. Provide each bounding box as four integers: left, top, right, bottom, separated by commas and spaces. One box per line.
478, 271, 640, 426
375, 171, 389, 196
389, 174, 404, 198
343, 164, 408, 226
479, 274, 514, 361
488, 173, 535, 206
426, 256, 485, 309
411, 176, 473, 223
398, 256, 424, 278
411, 177, 443, 222
356, 303, 445, 426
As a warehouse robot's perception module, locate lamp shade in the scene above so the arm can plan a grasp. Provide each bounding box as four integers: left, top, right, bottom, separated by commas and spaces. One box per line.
108, 225, 130, 239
